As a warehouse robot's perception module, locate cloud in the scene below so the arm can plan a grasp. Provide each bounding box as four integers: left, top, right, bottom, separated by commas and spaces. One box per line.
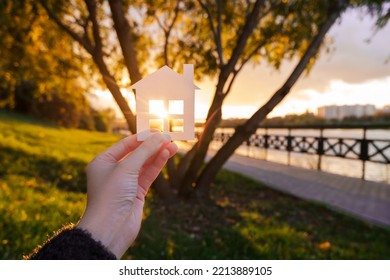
221, 8, 390, 118
319, 77, 390, 107
270, 76, 390, 117
297, 8, 390, 88
93, 9, 390, 120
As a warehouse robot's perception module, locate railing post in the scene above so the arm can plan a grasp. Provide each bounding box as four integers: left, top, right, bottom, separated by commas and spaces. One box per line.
360, 127, 368, 180
317, 128, 324, 171
338, 138, 343, 156
264, 128, 269, 161
246, 137, 250, 157
287, 128, 292, 166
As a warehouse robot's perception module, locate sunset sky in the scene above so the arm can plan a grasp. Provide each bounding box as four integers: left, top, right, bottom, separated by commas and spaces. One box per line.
94, 8, 390, 120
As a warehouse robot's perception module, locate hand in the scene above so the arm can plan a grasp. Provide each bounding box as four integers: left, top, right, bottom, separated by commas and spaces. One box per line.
77, 131, 178, 259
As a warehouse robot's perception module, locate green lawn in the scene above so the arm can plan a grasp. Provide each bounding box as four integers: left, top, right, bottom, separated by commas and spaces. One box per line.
1, 110, 389, 259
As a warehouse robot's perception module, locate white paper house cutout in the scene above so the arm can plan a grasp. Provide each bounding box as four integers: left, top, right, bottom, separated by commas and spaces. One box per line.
131, 64, 199, 141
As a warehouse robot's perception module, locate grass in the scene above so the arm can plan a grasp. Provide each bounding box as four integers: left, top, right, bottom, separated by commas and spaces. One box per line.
1, 110, 390, 259
0, 110, 120, 258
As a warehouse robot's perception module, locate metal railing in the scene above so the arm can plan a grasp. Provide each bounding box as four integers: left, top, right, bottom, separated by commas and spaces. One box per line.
210, 126, 390, 180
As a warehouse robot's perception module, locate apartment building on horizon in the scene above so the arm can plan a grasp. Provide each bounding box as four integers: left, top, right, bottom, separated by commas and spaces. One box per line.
317, 104, 376, 120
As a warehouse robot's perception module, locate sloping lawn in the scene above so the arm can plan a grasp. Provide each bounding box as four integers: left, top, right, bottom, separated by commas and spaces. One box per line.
1, 110, 389, 259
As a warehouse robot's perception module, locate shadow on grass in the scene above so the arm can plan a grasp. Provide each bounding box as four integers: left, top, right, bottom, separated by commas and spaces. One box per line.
0, 110, 58, 129
130, 200, 264, 259
0, 146, 87, 193
1, 141, 390, 259
0, 173, 85, 259
126, 170, 390, 260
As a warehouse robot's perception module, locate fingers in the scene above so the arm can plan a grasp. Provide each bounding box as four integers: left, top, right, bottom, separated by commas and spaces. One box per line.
137, 142, 178, 201
113, 133, 177, 202
166, 142, 178, 158
94, 129, 165, 163
142, 141, 178, 167
120, 133, 171, 173
97, 134, 141, 163
137, 149, 170, 201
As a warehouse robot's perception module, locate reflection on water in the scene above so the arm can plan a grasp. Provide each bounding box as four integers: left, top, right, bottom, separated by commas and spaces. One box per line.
212, 128, 390, 184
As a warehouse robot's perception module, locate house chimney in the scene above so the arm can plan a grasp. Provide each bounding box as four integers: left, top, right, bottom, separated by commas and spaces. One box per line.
183, 64, 194, 83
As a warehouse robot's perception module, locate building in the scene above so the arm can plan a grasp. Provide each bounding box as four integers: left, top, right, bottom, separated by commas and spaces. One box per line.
317, 105, 376, 120
130, 64, 198, 141
375, 105, 390, 116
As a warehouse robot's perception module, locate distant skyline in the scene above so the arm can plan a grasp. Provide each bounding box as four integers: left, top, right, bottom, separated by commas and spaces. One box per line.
93, 8, 390, 120
196, 8, 390, 119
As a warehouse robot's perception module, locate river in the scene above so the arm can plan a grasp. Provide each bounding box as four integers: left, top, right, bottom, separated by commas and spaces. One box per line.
209, 128, 390, 184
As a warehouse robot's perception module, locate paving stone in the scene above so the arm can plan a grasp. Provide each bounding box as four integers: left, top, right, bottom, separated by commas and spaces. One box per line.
222, 153, 390, 228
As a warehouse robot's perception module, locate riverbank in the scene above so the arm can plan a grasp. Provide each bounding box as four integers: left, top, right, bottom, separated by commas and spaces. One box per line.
221, 152, 390, 228
208, 127, 390, 184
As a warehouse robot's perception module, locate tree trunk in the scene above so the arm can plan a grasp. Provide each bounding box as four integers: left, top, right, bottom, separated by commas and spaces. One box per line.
108, 0, 142, 84
93, 56, 137, 133
177, 83, 225, 197
39, 0, 137, 133
195, 7, 341, 192
177, 0, 268, 197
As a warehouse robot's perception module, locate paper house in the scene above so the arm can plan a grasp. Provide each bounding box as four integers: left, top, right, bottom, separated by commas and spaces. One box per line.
131, 64, 198, 141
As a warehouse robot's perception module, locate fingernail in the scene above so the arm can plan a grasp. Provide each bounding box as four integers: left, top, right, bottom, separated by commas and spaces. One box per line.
137, 129, 158, 141
162, 149, 170, 158
163, 134, 171, 142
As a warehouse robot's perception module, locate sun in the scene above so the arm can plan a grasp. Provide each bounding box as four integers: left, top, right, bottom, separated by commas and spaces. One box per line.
149, 100, 167, 118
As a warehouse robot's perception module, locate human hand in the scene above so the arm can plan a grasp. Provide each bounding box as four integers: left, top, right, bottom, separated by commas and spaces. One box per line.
77, 131, 178, 259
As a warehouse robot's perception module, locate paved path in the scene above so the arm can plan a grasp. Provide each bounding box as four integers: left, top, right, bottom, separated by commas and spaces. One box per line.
219, 152, 390, 228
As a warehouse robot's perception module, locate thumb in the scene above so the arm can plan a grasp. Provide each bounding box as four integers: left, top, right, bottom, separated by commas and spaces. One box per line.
120, 133, 171, 173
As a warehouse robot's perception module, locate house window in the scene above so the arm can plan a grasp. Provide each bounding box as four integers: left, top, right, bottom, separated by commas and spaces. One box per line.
149, 100, 166, 118
149, 119, 163, 131
148, 99, 185, 134
168, 100, 184, 133
168, 100, 184, 115
169, 119, 184, 132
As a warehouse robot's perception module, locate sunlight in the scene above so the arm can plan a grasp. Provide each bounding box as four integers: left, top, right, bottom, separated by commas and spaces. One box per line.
149, 119, 164, 131
222, 105, 258, 119
168, 100, 184, 115
93, 75, 390, 120
149, 100, 167, 118
270, 76, 390, 117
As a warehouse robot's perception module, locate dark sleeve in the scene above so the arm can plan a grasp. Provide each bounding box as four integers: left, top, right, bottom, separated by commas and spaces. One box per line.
26, 226, 117, 260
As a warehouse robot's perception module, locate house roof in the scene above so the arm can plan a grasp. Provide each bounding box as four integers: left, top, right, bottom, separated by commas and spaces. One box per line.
130, 65, 200, 91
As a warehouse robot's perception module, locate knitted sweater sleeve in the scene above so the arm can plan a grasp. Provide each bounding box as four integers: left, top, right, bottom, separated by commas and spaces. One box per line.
26, 226, 117, 260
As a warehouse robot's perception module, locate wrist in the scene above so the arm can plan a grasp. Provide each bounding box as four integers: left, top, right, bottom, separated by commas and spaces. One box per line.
77, 211, 126, 259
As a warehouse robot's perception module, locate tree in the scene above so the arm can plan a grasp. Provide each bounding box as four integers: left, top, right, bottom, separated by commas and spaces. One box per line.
37, 0, 389, 200
38, 0, 140, 132
0, 0, 97, 128
143, 0, 389, 199
190, 1, 342, 196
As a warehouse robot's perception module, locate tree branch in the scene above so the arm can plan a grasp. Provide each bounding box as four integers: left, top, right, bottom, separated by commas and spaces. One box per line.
155, 14, 167, 33
178, 0, 266, 197
169, 2, 181, 30
196, 4, 343, 191
236, 37, 267, 73
39, 0, 94, 54
108, 0, 142, 83
216, 0, 223, 64
84, 0, 103, 57
40, 0, 137, 133
223, 70, 239, 96
223, 0, 264, 75
72, 14, 93, 49
161, 1, 181, 66
197, 0, 224, 66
